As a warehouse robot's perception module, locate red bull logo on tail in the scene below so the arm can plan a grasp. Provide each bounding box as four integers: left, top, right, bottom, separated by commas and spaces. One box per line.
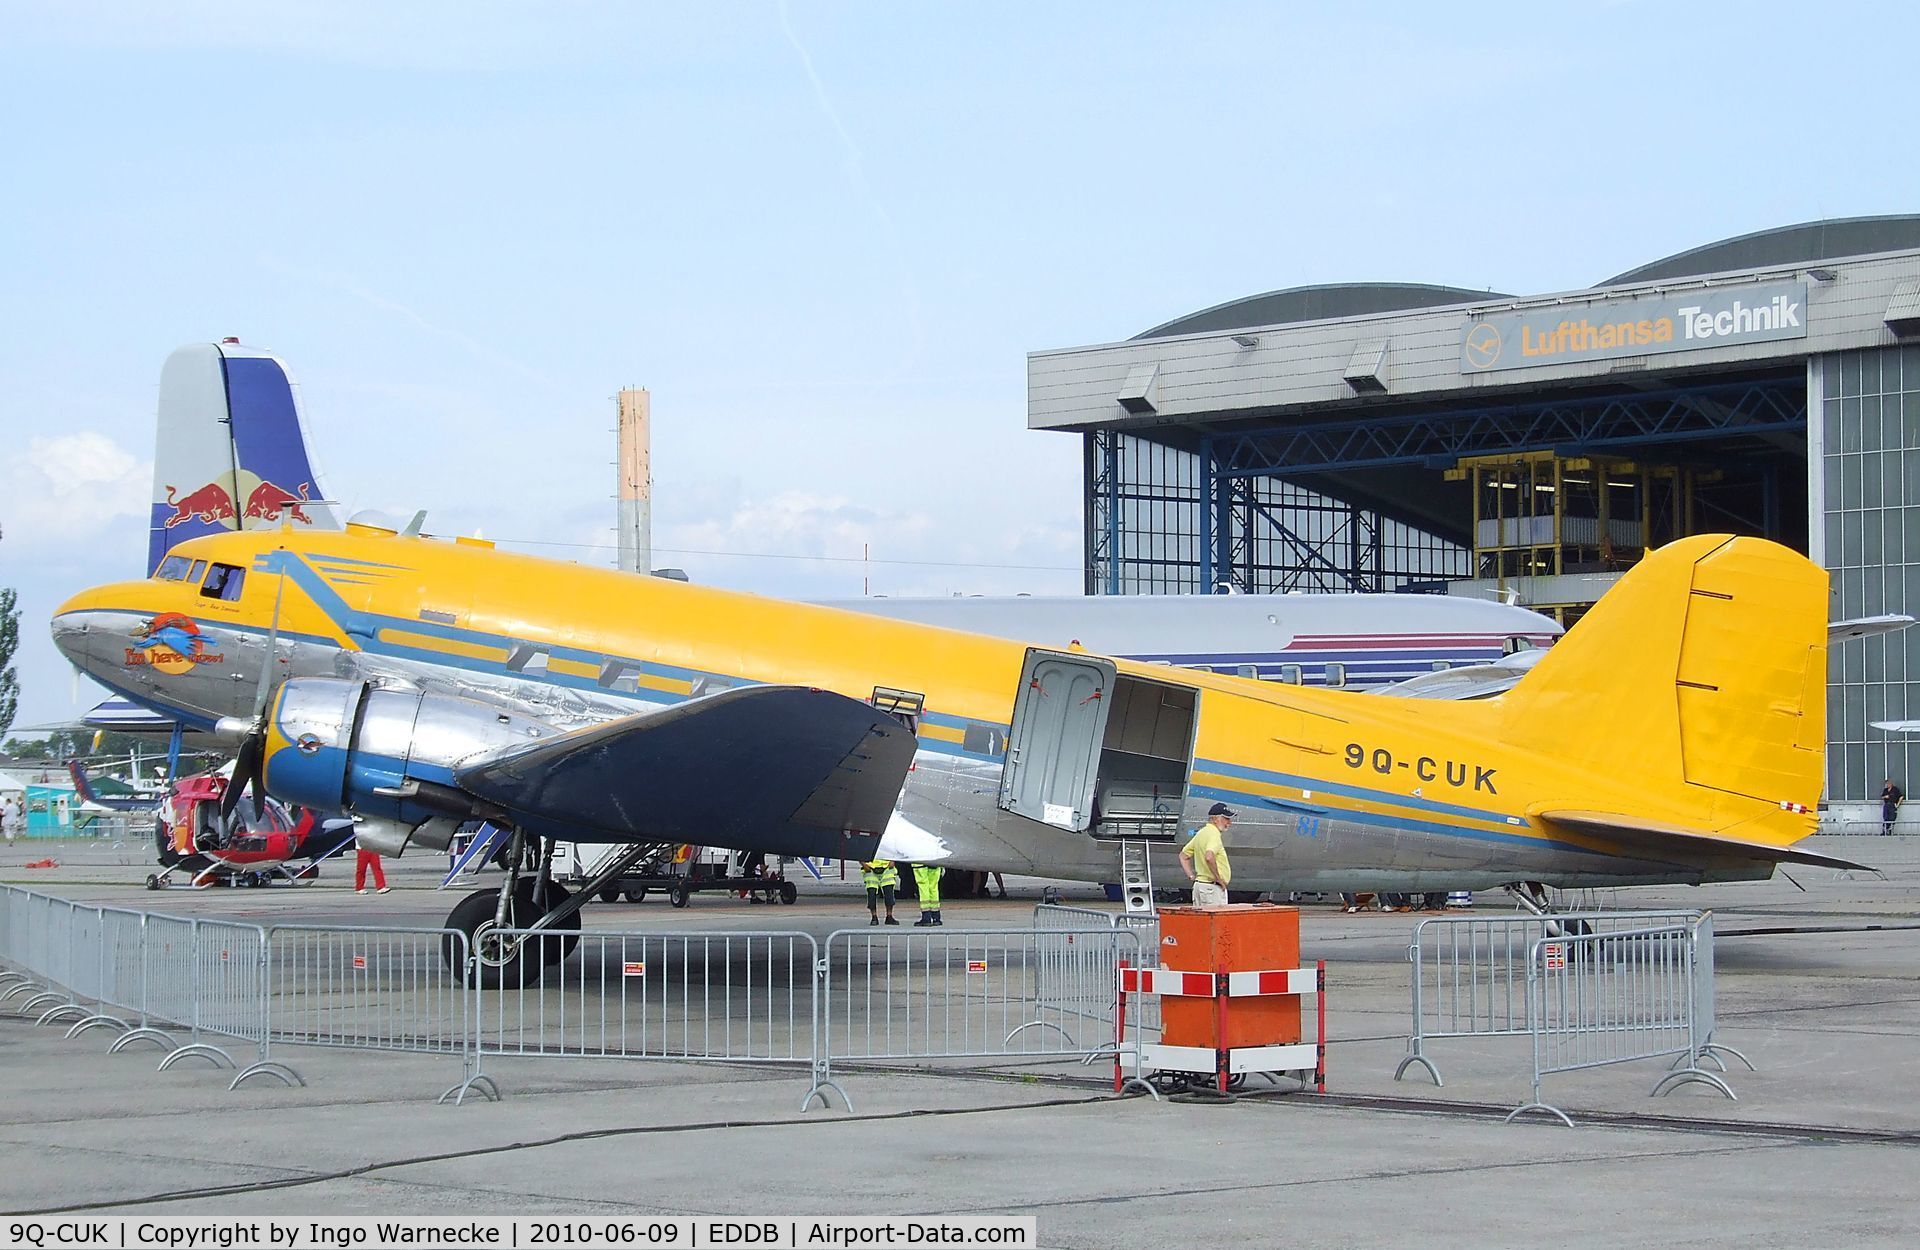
243, 479, 314, 524
162, 482, 236, 529
125, 612, 223, 676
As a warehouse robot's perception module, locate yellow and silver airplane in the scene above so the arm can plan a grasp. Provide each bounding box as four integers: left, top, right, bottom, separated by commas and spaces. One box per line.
52, 521, 1864, 982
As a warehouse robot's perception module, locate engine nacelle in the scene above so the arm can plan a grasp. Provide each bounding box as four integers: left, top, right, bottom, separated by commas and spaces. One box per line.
262, 677, 558, 852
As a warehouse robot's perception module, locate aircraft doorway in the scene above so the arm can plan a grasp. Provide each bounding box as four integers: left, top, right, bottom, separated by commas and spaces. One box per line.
998, 649, 1197, 841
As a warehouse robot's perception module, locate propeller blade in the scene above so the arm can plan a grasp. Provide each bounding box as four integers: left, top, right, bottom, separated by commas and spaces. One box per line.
221, 733, 263, 820
251, 566, 290, 721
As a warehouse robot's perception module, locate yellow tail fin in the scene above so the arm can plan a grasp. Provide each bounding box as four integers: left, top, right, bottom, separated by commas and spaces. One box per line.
1500, 535, 1826, 841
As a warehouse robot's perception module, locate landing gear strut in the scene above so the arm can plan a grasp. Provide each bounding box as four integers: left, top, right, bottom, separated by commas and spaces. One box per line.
1504, 881, 1594, 937
440, 831, 666, 987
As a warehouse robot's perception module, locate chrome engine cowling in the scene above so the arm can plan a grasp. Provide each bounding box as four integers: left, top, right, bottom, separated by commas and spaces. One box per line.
261, 677, 558, 854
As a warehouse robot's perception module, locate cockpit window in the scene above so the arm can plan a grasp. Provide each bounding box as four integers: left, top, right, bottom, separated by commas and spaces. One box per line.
200, 563, 246, 602
187, 560, 207, 584
155, 555, 191, 581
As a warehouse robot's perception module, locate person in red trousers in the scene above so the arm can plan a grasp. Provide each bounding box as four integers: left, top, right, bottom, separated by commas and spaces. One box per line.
354, 838, 390, 895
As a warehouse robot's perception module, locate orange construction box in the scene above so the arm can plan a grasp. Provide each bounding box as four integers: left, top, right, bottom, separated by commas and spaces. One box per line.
1158, 905, 1302, 1050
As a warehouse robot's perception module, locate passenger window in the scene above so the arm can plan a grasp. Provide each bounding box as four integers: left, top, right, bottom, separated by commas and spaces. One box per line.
1431, 660, 1451, 672
1236, 664, 1259, 679
1280, 664, 1302, 685
200, 563, 245, 601
1325, 663, 1347, 688
963, 724, 1007, 756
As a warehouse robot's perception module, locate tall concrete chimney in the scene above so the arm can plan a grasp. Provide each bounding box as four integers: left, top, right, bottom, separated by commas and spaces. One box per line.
616, 388, 651, 575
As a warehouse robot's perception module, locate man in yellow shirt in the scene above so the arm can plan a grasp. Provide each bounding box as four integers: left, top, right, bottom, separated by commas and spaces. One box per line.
1179, 803, 1234, 907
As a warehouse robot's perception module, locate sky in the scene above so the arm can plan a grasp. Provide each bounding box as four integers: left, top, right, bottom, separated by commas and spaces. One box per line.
3, 0, 1918, 731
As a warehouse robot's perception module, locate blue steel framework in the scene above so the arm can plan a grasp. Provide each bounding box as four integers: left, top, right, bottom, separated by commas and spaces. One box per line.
1084, 431, 1468, 595
1084, 378, 1808, 597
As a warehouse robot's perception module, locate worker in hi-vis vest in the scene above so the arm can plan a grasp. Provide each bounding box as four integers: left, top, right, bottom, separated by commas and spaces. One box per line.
912, 863, 945, 926
861, 859, 901, 926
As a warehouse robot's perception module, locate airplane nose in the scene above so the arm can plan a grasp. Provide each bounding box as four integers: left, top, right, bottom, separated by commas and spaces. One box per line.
50, 586, 131, 672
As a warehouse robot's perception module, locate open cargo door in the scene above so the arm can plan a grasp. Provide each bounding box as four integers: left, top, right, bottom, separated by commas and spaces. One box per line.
998, 649, 1116, 832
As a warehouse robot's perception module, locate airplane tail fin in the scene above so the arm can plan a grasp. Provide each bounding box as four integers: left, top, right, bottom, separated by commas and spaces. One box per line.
1499, 535, 1827, 851
147, 340, 341, 573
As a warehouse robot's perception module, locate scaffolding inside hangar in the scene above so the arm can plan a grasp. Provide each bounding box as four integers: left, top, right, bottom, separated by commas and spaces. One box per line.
1086, 375, 1807, 619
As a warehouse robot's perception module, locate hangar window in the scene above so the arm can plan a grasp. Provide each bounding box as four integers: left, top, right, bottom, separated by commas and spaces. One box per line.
155, 555, 191, 581
1324, 663, 1347, 688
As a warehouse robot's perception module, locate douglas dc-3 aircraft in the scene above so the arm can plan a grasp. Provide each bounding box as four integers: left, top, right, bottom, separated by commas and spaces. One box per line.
101, 338, 1563, 735
54, 517, 1867, 984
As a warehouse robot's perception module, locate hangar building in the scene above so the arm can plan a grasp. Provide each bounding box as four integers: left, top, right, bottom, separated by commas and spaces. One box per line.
1026, 216, 1920, 809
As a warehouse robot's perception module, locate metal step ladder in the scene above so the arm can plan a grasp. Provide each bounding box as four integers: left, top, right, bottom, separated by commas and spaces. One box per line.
1118, 841, 1156, 914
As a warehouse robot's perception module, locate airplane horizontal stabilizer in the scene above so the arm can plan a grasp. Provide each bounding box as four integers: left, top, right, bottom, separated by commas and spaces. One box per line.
1535, 809, 1876, 873
454, 685, 917, 856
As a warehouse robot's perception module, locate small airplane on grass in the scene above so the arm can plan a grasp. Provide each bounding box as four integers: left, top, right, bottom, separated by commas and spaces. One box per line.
54, 516, 1867, 984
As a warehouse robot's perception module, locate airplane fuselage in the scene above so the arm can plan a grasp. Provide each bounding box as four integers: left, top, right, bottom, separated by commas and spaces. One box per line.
53, 527, 1812, 893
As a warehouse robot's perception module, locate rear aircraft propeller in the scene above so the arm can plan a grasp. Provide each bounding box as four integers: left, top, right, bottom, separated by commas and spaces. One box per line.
220, 566, 288, 823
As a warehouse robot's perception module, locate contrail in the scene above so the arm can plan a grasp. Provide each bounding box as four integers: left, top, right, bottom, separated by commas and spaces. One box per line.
777, 0, 927, 369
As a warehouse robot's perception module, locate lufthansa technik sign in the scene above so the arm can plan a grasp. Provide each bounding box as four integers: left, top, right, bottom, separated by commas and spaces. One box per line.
1460, 281, 1809, 373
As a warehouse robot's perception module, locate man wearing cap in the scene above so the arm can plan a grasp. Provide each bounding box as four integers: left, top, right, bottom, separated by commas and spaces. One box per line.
1180, 803, 1234, 907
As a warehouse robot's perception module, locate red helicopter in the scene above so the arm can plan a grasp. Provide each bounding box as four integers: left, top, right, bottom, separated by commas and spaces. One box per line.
143, 769, 357, 889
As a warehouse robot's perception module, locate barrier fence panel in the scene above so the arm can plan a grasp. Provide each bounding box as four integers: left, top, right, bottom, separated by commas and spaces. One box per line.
157, 919, 269, 1076
477, 930, 816, 1088
1032, 904, 1162, 1037
819, 926, 1144, 1109
86, 908, 149, 1036
1395, 909, 1702, 1086
1508, 915, 1739, 1126
263, 924, 486, 1101
136, 912, 199, 1043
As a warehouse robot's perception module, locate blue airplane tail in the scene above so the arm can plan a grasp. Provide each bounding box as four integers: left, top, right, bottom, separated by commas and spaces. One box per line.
146, 339, 341, 574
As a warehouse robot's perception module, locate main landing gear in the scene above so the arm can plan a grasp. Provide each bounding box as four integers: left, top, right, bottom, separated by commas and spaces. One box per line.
439, 829, 663, 988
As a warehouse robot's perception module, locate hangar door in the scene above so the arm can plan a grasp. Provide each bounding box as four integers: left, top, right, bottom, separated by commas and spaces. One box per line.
998, 649, 1197, 839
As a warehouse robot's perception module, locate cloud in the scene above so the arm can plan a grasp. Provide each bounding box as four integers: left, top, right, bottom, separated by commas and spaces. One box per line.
0, 432, 150, 552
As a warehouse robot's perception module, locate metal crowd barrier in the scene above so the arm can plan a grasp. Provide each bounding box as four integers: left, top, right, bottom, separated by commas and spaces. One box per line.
1, 885, 1163, 1114
1394, 909, 1703, 1086
817, 926, 1144, 1111
263, 924, 491, 1102
475, 929, 814, 1091
1032, 903, 1162, 1035
1509, 913, 1751, 1126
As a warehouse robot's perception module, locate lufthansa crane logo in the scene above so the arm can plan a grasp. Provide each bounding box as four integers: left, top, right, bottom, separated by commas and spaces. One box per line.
1463, 322, 1503, 370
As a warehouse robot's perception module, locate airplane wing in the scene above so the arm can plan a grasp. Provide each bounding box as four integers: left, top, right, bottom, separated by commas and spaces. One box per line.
1830, 614, 1915, 642
453, 685, 916, 856
1377, 649, 1544, 700
1871, 720, 1920, 733
1535, 808, 1876, 873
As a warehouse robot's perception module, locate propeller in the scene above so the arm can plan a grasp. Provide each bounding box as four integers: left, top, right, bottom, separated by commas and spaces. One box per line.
221, 565, 288, 822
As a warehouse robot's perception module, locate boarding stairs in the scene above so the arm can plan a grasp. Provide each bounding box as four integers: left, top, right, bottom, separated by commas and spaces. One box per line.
1118, 840, 1156, 914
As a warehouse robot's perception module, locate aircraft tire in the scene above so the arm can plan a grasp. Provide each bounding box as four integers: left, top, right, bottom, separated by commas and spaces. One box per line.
779, 881, 798, 905
444, 888, 540, 989
145, 874, 161, 890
